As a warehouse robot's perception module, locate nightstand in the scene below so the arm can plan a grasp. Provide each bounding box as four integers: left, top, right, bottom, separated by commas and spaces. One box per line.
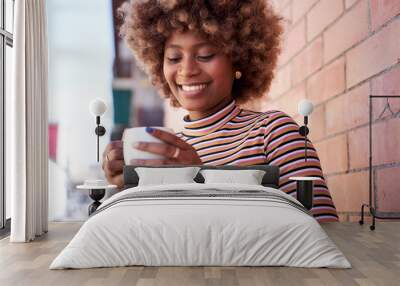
289, 176, 320, 210
77, 180, 117, 215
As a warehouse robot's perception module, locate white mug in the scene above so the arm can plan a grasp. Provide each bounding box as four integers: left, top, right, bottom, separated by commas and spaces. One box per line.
122, 127, 175, 165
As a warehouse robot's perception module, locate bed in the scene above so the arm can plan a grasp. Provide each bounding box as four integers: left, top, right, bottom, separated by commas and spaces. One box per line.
49, 165, 350, 269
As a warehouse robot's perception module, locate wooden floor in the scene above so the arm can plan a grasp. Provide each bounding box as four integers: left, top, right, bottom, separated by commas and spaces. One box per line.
0, 222, 399, 286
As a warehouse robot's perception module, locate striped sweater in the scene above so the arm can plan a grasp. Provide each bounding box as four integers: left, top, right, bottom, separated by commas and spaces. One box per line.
176, 100, 338, 222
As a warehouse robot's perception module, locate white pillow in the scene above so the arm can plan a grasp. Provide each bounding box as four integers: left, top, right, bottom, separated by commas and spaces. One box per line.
200, 169, 266, 185
135, 167, 201, 186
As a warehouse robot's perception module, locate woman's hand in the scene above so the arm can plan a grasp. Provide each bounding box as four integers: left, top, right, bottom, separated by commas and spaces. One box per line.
102, 140, 124, 189
130, 127, 202, 166
102, 128, 202, 188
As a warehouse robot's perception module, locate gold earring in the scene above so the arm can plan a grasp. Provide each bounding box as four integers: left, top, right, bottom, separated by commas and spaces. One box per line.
235, 71, 242, 79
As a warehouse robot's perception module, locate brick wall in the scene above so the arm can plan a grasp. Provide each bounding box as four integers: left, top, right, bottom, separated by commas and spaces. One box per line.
260, 0, 400, 221
164, 0, 400, 221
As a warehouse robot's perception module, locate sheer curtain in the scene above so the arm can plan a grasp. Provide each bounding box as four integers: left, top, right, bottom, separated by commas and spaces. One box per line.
8, 0, 48, 242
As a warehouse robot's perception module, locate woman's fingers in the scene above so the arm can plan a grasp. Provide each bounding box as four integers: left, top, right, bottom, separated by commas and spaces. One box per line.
102, 140, 125, 189
107, 147, 124, 161
123, 128, 202, 166
104, 159, 125, 176
104, 160, 124, 190
108, 174, 124, 189
133, 142, 177, 158
102, 140, 123, 169
147, 128, 189, 149
102, 140, 123, 161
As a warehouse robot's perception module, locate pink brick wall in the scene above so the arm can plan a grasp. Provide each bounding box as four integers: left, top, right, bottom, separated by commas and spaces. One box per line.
258, 0, 400, 221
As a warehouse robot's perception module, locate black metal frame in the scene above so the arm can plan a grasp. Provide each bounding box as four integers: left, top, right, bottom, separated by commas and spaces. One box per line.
0, 0, 14, 233
359, 95, 400, 230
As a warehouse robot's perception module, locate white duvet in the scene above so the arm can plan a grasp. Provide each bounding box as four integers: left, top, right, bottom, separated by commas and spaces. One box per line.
50, 183, 351, 269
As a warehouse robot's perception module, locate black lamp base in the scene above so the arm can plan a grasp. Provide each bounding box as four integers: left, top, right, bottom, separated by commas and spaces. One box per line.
88, 188, 105, 215
295, 180, 314, 210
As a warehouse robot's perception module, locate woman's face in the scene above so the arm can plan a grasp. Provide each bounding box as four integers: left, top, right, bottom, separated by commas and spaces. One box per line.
163, 31, 235, 119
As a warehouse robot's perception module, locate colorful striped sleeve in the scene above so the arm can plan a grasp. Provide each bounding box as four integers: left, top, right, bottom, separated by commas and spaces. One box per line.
263, 111, 338, 222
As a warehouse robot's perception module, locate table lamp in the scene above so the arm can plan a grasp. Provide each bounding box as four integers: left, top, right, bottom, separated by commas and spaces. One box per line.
298, 99, 314, 162
77, 99, 116, 216
89, 98, 107, 162
289, 99, 318, 210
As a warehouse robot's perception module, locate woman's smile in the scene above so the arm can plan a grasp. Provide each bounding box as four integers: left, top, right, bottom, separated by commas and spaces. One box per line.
177, 82, 211, 98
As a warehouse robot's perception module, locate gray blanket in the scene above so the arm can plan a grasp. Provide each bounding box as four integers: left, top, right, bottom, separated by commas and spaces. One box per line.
91, 188, 311, 217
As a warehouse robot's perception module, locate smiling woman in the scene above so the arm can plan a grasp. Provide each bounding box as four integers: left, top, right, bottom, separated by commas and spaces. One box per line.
102, 0, 339, 222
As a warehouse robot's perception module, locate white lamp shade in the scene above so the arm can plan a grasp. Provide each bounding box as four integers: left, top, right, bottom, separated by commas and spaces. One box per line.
89, 98, 107, 117
298, 99, 314, 116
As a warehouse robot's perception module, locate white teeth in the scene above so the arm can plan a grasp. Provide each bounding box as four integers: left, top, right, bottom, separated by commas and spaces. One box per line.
180, 84, 207, 92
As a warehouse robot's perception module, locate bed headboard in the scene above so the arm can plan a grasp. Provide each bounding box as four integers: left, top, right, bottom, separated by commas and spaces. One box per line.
123, 165, 280, 189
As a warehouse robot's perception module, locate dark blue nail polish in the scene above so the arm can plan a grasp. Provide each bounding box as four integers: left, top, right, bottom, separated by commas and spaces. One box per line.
145, 127, 154, 133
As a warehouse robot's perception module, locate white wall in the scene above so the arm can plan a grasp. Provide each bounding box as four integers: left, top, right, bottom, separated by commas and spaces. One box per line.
47, 0, 113, 219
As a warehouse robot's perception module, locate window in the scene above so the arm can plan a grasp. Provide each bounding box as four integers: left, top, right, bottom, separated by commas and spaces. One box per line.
0, 0, 14, 235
